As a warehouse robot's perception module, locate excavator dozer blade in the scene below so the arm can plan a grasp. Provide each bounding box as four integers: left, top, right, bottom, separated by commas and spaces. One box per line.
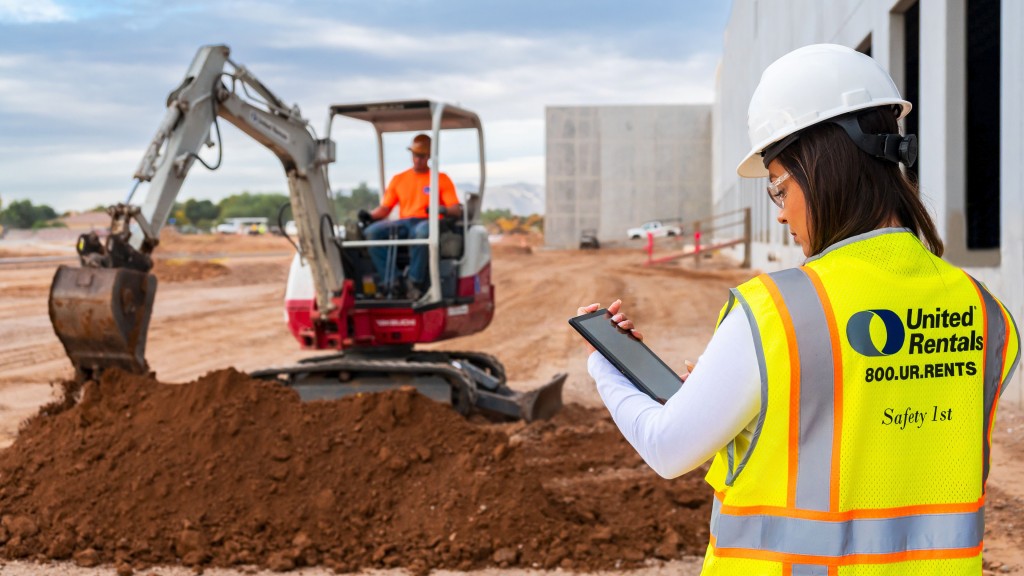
49, 265, 157, 380
474, 372, 566, 422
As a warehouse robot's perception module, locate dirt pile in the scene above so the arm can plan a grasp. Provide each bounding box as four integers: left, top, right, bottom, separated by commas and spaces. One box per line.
159, 229, 293, 254
152, 259, 230, 283
0, 369, 711, 573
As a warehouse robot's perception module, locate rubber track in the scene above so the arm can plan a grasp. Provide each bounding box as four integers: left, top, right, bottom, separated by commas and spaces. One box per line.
411, 350, 506, 385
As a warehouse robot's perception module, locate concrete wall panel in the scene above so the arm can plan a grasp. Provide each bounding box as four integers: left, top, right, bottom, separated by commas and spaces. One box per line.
546, 105, 711, 249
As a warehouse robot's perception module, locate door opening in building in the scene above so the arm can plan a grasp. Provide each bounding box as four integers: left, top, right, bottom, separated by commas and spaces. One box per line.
965, 0, 1001, 250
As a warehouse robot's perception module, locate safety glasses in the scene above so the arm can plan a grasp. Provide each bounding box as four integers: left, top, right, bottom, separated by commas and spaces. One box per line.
767, 171, 790, 209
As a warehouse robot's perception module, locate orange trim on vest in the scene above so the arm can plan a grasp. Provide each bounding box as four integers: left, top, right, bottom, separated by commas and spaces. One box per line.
803, 267, 844, 512
967, 276, 992, 487
712, 492, 985, 520
709, 535, 983, 565
999, 305, 1010, 383
760, 273, 801, 506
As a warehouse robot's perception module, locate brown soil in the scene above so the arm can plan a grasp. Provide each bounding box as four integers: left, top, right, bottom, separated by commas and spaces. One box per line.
158, 229, 293, 254
0, 369, 710, 574
152, 259, 231, 283
0, 247, 65, 259
1, 234, 1022, 575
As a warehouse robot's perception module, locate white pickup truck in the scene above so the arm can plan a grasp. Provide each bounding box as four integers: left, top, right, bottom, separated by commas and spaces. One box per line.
627, 220, 682, 240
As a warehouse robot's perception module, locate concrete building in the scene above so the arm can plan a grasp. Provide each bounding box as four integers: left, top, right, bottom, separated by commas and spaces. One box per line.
713, 0, 1023, 406
545, 105, 712, 249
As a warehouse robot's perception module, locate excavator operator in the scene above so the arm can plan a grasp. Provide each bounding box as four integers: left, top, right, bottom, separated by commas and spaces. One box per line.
359, 133, 462, 300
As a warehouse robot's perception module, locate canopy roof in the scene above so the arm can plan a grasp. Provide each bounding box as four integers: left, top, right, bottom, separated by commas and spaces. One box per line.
328, 100, 480, 133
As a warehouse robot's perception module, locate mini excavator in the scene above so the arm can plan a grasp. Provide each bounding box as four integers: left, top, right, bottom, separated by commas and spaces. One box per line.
48, 44, 564, 421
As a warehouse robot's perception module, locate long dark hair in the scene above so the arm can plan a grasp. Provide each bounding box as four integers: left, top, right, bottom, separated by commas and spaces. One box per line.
774, 106, 943, 256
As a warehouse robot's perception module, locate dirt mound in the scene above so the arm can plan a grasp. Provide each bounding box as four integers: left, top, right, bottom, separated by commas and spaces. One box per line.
0, 369, 711, 573
0, 248, 59, 259
159, 229, 293, 255
152, 259, 230, 283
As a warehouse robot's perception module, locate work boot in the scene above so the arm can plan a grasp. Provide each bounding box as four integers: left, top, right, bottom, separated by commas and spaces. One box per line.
405, 279, 423, 301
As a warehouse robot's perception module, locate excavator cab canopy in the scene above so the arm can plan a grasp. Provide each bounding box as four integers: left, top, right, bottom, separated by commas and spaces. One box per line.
326, 100, 485, 224
329, 99, 482, 132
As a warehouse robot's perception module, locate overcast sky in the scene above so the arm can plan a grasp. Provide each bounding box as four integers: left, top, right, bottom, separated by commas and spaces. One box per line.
0, 0, 731, 212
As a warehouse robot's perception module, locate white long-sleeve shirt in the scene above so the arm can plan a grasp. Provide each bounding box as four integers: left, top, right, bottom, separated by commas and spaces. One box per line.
588, 308, 761, 479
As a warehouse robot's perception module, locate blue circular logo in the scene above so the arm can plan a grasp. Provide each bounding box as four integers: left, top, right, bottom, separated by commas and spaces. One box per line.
846, 309, 905, 356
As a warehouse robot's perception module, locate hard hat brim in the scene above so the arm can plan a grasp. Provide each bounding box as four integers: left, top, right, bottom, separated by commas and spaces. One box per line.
736, 99, 912, 178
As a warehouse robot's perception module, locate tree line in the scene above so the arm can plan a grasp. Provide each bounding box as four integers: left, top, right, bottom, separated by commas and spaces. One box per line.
0, 185, 383, 232
1, 187, 539, 233
172, 183, 382, 231
0, 199, 64, 230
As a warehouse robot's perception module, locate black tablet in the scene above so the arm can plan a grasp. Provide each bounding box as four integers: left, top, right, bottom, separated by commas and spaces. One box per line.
569, 309, 683, 403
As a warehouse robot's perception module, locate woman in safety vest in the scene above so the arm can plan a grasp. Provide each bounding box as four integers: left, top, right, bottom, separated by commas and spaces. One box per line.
577, 44, 1020, 575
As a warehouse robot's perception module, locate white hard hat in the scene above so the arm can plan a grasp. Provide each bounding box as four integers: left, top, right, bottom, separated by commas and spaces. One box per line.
737, 44, 912, 178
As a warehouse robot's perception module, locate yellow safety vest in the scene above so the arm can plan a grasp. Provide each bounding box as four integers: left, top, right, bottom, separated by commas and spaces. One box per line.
702, 229, 1020, 576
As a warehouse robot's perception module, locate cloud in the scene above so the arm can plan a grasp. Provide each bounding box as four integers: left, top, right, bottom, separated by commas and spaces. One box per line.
0, 1, 726, 212
0, 51, 185, 135
0, 0, 72, 23
443, 155, 545, 188
229, 3, 540, 61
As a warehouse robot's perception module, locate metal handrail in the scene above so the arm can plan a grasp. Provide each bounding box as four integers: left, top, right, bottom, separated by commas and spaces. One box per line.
646, 207, 751, 269
343, 238, 429, 248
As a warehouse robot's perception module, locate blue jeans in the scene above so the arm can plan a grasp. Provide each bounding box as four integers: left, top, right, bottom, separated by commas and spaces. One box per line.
364, 218, 430, 286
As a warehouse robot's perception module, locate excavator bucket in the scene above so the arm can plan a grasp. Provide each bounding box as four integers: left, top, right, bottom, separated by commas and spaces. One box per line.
49, 265, 157, 380
473, 373, 566, 422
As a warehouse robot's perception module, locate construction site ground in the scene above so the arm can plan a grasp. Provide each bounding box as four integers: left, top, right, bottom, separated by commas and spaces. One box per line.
0, 230, 1021, 576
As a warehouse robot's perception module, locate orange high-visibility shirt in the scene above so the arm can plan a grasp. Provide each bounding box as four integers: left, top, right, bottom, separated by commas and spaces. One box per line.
381, 169, 459, 219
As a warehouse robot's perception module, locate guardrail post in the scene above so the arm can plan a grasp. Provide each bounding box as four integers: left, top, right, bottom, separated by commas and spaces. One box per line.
693, 222, 702, 269
742, 207, 752, 269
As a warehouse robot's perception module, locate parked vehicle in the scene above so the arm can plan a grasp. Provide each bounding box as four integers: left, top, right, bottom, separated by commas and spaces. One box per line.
216, 217, 268, 235
579, 228, 600, 249
627, 220, 681, 240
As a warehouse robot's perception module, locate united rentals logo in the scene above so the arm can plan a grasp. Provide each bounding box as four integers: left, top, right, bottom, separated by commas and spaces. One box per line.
846, 310, 905, 356
846, 306, 982, 357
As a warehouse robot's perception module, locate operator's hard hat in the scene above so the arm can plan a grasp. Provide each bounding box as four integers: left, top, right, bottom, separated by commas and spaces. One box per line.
737, 44, 912, 178
408, 133, 431, 156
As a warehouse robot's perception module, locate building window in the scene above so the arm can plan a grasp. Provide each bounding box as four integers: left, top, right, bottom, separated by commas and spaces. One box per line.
903, 1, 920, 183
856, 34, 872, 57
965, 0, 1001, 250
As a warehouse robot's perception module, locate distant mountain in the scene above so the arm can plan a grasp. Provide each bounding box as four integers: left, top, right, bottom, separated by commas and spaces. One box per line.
459, 182, 544, 216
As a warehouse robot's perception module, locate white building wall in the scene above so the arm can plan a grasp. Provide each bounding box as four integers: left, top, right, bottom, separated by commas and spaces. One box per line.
546, 105, 712, 249
715, 0, 1024, 406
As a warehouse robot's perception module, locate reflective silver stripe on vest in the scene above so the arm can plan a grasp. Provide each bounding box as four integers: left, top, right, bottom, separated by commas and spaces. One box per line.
770, 269, 834, 513
725, 288, 769, 485
969, 277, 1008, 486
1003, 312, 1021, 397
792, 564, 827, 576
711, 499, 984, 557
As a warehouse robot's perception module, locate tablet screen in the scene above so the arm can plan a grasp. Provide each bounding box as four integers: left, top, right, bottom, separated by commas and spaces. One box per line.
570, 309, 682, 403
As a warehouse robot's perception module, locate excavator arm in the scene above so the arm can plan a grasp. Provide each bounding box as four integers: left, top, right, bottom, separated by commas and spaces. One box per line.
50, 44, 345, 380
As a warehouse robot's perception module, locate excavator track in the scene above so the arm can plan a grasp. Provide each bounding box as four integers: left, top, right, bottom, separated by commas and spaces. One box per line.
409, 350, 506, 384
250, 351, 564, 422
252, 357, 476, 414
